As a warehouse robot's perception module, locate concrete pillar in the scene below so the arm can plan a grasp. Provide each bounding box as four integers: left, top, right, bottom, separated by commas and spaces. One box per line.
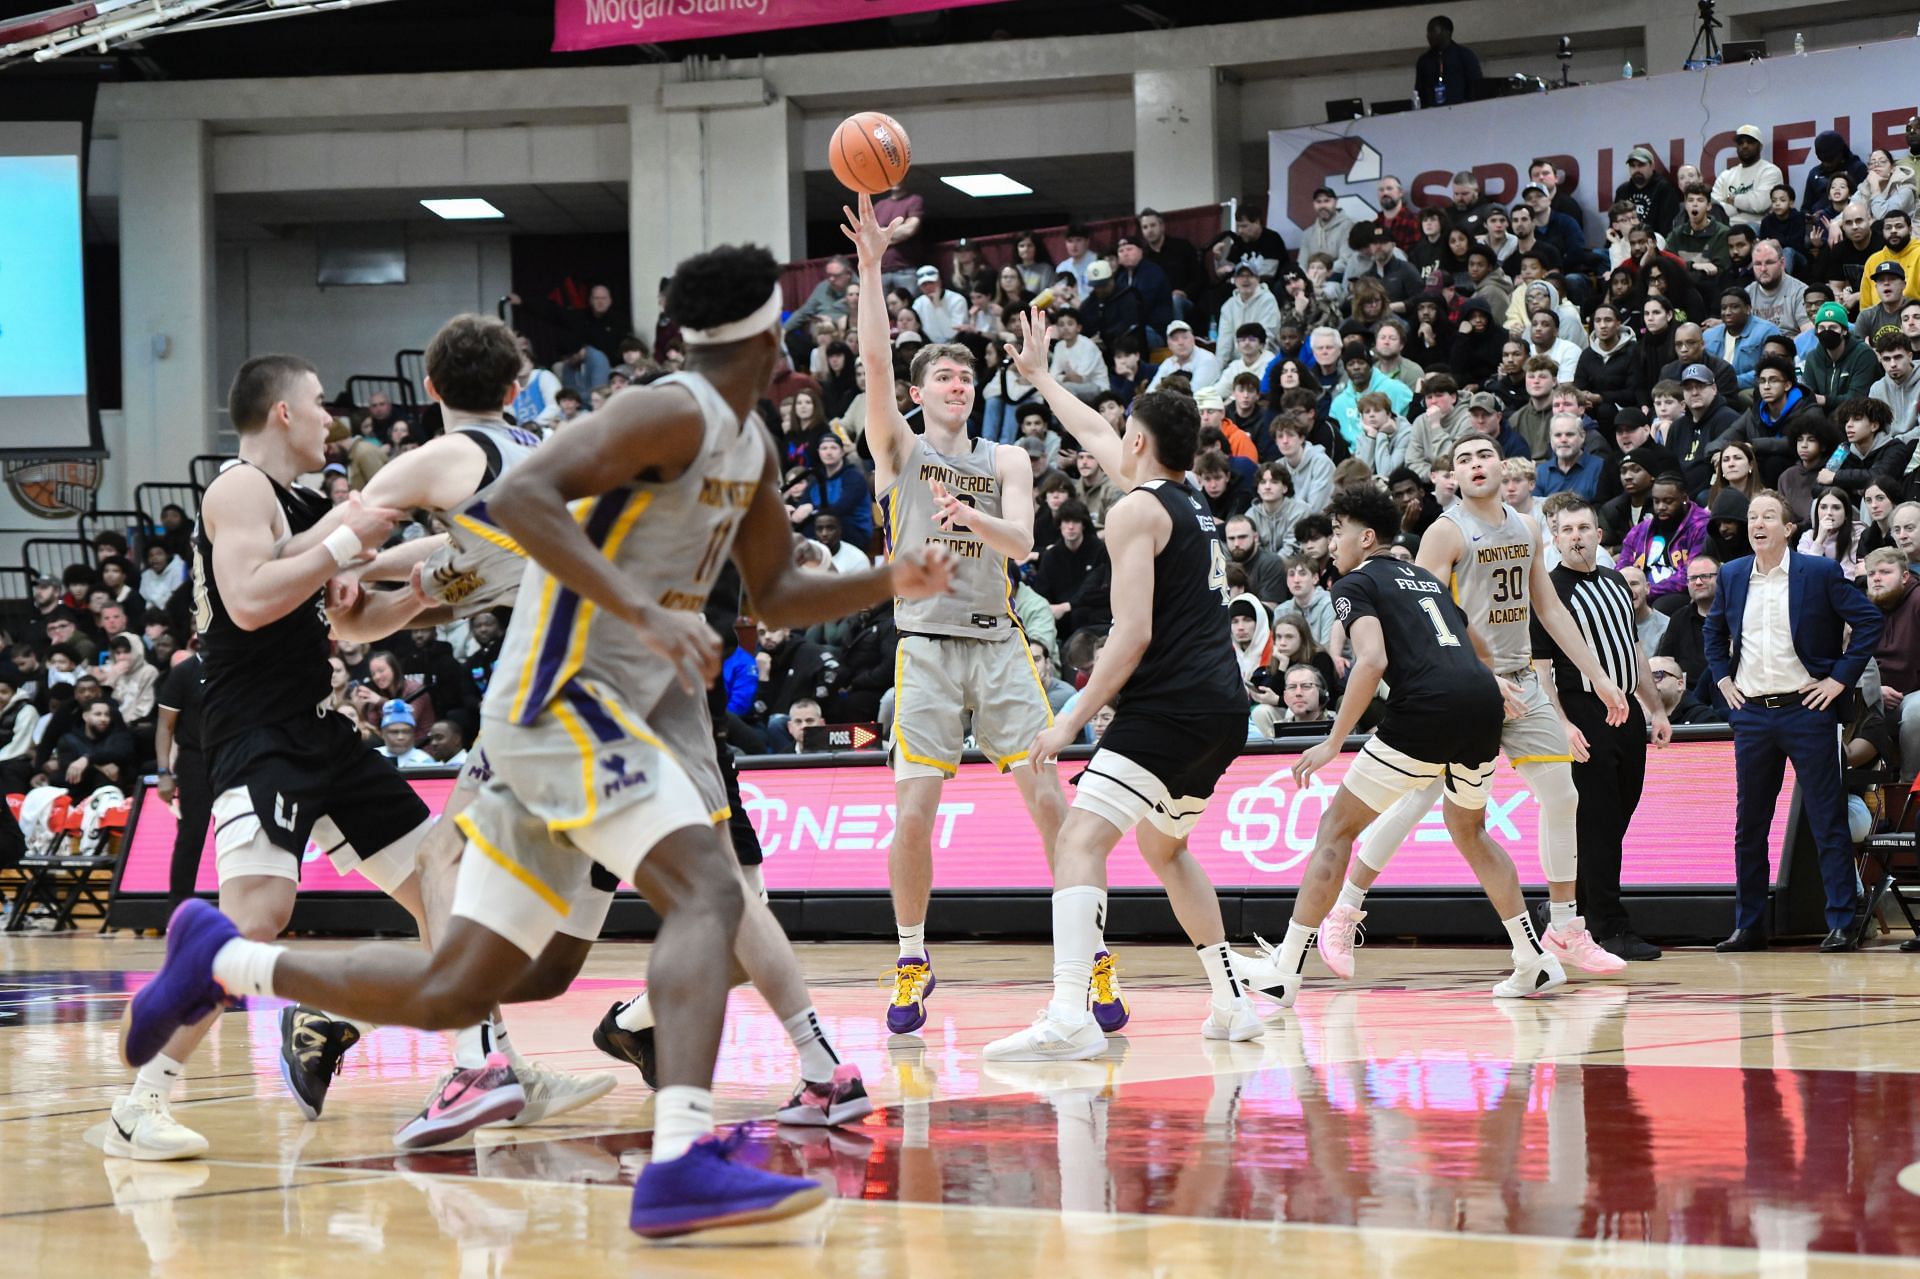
629, 92, 803, 335
1133, 67, 1239, 212
118, 120, 216, 491
1643, 1, 1711, 75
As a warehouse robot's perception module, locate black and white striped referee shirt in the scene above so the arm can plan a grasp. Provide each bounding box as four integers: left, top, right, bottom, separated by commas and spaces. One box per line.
1533, 564, 1641, 697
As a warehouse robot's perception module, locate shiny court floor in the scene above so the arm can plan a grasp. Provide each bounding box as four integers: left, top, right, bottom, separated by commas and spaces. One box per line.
3, 935, 1920, 1276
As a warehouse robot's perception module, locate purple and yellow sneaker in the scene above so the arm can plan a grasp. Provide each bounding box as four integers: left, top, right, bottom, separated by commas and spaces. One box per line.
884, 955, 935, 1035
119, 900, 239, 1069
629, 1128, 829, 1239
394, 1052, 526, 1150
1090, 950, 1130, 1033
775, 1064, 874, 1128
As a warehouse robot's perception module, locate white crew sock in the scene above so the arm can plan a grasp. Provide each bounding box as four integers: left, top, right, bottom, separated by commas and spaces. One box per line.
1049, 886, 1104, 1023
487, 1012, 527, 1068
210, 937, 283, 998
1504, 911, 1545, 956
1196, 942, 1245, 1007
782, 1006, 840, 1084
651, 1085, 714, 1163
1548, 899, 1577, 933
614, 992, 655, 1033
451, 1023, 491, 1070
1336, 880, 1368, 913
132, 1052, 186, 1103
896, 921, 927, 961
1276, 919, 1316, 976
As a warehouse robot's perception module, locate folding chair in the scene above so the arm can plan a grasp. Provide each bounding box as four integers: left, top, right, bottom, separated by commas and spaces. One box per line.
4, 794, 129, 933
1854, 776, 1920, 947
395, 349, 427, 407
189, 455, 235, 493
20, 537, 91, 586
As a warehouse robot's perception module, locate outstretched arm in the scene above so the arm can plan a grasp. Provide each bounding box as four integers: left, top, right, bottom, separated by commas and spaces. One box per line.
1029, 495, 1158, 766
206, 471, 401, 632
1005, 307, 1127, 485
841, 195, 915, 489
733, 450, 950, 629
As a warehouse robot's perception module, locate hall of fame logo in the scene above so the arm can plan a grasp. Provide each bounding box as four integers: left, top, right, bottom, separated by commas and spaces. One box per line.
4, 457, 101, 518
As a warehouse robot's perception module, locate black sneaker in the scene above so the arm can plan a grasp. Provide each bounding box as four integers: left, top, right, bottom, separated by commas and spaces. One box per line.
1600, 933, 1662, 962
591, 1001, 658, 1090
279, 1005, 361, 1120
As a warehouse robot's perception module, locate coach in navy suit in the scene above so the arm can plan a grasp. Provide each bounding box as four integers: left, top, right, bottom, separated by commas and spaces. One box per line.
1705, 489, 1883, 951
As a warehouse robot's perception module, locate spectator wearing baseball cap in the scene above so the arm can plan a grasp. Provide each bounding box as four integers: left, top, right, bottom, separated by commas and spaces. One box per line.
1145, 318, 1223, 393
1856, 253, 1914, 340
1297, 187, 1355, 281
1352, 223, 1424, 314
911, 263, 967, 343
1804, 301, 1883, 406
1217, 261, 1282, 355
377, 699, 435, 769
1712, 124, 1784, 228
1615, 145, 1680, 243
1861, 206, 1920, 310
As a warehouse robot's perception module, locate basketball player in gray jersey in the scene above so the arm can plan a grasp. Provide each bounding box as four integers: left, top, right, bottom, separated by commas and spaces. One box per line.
1327, 433, 1633, 992
844, 195, 1129, 1036
330, 316, 880, 1146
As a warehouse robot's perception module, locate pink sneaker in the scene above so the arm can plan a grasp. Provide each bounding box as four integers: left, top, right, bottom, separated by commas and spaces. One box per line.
1543, 917, 1628, 974
1316, 905, 1367, 979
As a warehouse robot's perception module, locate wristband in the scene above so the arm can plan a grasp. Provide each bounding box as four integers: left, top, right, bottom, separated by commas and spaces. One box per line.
155, 769, 172, 777
323, 524, 364, 569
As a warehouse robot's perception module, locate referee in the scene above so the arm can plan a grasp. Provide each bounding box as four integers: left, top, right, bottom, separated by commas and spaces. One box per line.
1533, 494, 1673, 961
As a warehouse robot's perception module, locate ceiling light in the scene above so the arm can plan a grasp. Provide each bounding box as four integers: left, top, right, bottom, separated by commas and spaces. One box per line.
420, 197, 504, 220
940, 173, 1033, 199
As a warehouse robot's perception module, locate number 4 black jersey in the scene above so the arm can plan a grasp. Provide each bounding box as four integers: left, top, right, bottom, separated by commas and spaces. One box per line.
1331, 554, 1503, 763
1116, 479, 1249, 720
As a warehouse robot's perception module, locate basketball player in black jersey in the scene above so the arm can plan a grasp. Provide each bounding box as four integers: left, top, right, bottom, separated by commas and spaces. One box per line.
1241, 487, 1566, 1007
985, 387, 1262, 1061
104, 355, 431, 1161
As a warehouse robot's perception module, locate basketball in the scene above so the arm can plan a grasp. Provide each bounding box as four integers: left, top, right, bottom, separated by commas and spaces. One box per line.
829, 111, 911, 195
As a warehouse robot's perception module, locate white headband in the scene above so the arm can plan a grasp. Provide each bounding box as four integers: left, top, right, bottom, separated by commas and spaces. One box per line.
681, 282, 784, 346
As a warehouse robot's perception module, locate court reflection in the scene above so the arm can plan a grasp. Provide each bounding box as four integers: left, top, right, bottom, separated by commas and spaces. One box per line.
322, 994, 1920, 1260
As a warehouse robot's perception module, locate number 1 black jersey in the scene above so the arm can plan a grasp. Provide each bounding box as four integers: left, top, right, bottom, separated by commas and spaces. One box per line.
1331, 555, 1502, 764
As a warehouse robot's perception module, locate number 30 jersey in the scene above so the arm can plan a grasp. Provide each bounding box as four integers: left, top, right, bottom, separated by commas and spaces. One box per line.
1331, 555, 1502, 762
485, 371, 768, 729
1439, 501, 1537, 674
1115, 478, 1247, 719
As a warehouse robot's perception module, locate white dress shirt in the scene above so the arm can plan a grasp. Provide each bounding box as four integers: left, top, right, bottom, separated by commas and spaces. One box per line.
1735, 555, 1813, 697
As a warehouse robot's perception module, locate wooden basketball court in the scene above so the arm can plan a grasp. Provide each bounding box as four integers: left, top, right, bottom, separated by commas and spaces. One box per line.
3, 935, 1918, 1275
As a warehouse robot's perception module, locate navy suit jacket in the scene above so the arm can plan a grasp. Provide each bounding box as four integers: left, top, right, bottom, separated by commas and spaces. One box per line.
1703, 550, 1883, 706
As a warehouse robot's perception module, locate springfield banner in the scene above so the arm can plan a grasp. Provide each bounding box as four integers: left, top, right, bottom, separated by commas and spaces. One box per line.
553, 0, 1003, 51
1268, 40, 1920, 242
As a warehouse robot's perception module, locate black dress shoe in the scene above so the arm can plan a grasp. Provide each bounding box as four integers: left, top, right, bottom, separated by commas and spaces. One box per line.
1819, 929, 1855, 953
1716, 928, 1768, 952
1602, 933, 1662, 961
1901, 936, 1920, 953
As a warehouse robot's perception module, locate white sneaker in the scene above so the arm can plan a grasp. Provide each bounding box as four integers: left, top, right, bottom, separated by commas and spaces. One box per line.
1493, 949, 1568, 999
493, 1060, 618, 1128
1233, 940, 1302, 1009
982, 1010, 1106, 1062
1200, 1001, 1263, 1042
102, 1094, 209, 1161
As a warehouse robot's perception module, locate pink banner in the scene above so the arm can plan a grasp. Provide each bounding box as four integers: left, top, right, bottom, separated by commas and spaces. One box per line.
552, 0, 1003, 52
117, 740, 1790, 896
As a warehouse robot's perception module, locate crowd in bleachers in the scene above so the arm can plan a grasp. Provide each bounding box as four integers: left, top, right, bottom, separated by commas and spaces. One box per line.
6, 107, 1920, 862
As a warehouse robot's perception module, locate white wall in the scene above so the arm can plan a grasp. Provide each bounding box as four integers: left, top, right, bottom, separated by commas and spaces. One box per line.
215, 233, 513, 402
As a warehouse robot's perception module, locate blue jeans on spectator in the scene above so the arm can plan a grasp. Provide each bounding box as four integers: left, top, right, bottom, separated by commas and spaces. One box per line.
764, 713, 795, 754
1171, 294, 1192, 325
982, 396, 1025, 445
1729, 700, 1857, 933
558, 347, 611, 399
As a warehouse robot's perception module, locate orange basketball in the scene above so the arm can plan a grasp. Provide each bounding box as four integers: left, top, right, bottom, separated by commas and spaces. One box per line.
829, 111, 911, 196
